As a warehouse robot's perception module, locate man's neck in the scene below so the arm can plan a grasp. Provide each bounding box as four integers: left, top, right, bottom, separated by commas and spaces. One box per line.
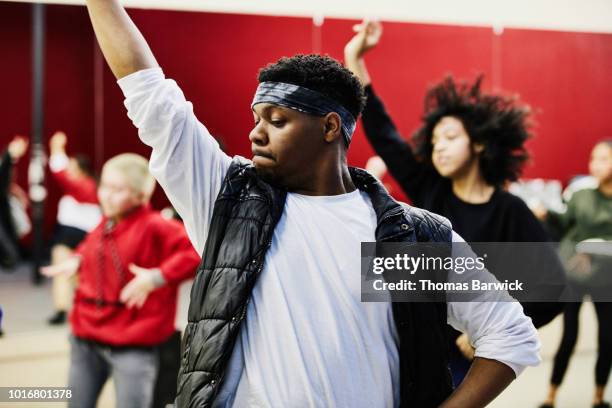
292, 158, 356, 196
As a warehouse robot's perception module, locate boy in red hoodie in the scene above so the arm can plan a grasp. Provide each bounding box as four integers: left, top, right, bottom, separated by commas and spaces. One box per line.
43, 153, 200, 408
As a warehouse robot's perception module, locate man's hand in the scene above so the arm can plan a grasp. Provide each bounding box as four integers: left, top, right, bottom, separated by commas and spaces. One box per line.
119, 264, 165, 309
344, 20, 383, 60
41, 256, 81, 278
8, 136, 29, 162
456, 333, 476, 361
49, 131, 68, 155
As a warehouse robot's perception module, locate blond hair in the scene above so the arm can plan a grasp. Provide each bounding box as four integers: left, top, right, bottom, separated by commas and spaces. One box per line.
102, 153, 156, 200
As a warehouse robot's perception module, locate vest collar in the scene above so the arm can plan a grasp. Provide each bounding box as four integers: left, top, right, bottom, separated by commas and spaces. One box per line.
349, 167, 415, 241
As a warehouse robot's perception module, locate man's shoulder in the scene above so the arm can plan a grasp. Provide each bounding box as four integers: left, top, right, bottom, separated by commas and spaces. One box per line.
400, 202, 453, 242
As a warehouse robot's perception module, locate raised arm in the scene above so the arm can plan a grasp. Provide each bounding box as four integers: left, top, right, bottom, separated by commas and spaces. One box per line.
343, 20, 380, 87
0, 151, 12, 196
47, 132, 98, 203
344, 21, 438, 202
1, 137, 28, 194
86, 0, 232, 253
85, 0, 158, 79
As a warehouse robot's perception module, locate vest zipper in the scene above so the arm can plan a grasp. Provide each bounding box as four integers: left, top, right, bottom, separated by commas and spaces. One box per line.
246, 237, 272, 317
238, 238, 270, 323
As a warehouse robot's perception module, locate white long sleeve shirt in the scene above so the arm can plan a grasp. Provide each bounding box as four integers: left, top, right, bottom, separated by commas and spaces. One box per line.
118, 67, 540, 407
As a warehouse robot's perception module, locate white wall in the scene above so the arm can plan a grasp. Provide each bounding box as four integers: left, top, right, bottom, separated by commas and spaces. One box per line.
3, 0, 612, 33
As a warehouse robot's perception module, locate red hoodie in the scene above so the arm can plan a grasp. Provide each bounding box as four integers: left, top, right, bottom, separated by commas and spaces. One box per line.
71, 204, 200, 346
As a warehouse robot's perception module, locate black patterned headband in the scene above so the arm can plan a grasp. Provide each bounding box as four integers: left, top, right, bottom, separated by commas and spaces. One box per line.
252, 81, 357, 146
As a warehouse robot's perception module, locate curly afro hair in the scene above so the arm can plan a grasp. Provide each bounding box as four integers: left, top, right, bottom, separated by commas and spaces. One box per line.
257, 54, 366, 120
412, 75, 533, 186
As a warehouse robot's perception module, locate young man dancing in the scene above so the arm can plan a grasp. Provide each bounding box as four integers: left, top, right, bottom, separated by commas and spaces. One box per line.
85, 2, 540, 406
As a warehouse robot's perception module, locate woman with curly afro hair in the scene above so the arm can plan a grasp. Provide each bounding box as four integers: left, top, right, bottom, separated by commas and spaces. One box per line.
345, 20, 566, 386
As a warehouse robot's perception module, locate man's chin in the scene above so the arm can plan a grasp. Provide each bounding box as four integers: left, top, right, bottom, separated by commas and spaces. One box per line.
254, 165, 282, 186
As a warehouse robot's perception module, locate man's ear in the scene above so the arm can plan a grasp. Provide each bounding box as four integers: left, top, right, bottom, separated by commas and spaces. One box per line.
323, 112, 342, 143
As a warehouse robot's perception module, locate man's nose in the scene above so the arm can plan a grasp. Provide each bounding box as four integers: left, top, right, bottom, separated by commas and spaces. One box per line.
249, 123, 268, 146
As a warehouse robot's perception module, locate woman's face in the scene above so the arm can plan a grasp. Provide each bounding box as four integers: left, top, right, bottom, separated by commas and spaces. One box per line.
431, 116, 476, 179
589, 143, 612, 183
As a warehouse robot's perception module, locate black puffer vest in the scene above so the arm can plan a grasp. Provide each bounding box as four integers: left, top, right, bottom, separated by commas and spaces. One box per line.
176, 157, 454, 407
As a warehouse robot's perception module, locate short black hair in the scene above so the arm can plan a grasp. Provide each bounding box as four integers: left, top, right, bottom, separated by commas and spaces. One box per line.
257, 54, 366, 120
412, 75, 532, 186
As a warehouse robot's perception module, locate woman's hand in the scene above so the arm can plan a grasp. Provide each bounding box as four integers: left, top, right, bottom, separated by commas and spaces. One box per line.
344, 20, 383, 61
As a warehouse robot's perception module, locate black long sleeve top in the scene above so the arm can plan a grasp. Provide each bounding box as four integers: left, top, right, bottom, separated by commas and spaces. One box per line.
362, 84, 566, 328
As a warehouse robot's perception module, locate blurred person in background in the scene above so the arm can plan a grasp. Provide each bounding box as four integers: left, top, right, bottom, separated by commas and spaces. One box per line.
535, 140, 612, 408
344, 20, 566, 386
42, 153, 200, 408
47, 131, 101, 325
0, 136, 29, 269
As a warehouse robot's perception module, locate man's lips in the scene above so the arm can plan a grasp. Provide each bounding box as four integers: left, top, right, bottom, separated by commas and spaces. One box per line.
252, 149, 275, 161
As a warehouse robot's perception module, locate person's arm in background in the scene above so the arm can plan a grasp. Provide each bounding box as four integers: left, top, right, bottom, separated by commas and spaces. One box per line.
40, 236, 88, 278
119, 217, 200, 309
0, 151, 12, 197
1, 137, 29, 196
344, 21, 438, 201
511, 198, 568, 328
0, 137, 29, 260
154, 218, 201, 285
85, 0, 232, 253
48, 131, 97, 202
533, 192, 577, 240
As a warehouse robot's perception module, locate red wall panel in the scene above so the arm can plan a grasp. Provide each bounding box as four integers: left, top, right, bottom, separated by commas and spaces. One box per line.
500, 28, 612, 179
0, 3, 33, 189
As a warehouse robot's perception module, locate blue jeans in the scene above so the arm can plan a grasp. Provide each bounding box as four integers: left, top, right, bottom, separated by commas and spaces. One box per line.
68, 335, 158, 408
